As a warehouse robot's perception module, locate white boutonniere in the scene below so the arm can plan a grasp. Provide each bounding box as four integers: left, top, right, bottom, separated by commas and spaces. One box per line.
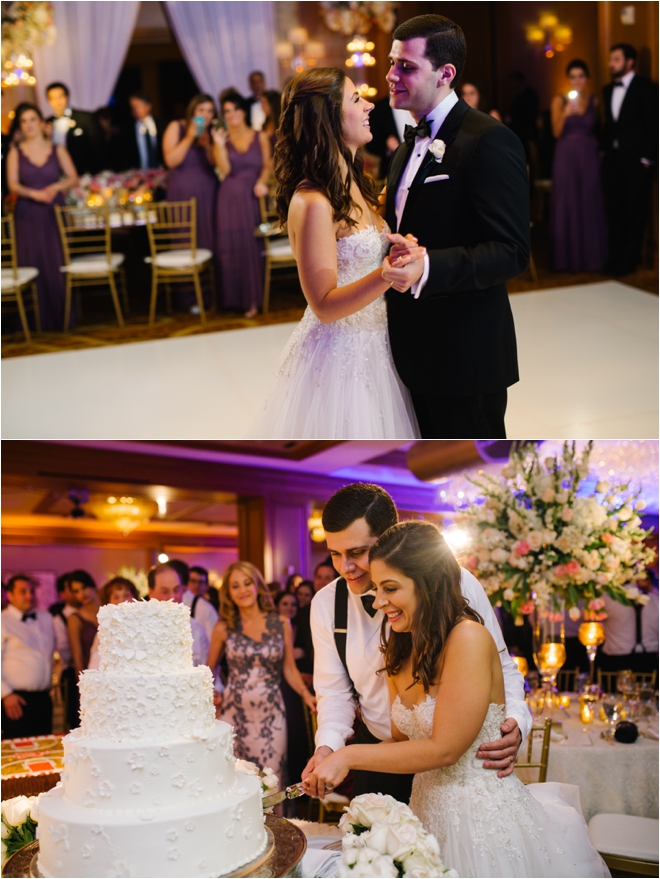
429, 139, 446, 163
68, 119, 76, 129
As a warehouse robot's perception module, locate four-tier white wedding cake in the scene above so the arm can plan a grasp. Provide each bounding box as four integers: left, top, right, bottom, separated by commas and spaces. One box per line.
37, 601, 267, 877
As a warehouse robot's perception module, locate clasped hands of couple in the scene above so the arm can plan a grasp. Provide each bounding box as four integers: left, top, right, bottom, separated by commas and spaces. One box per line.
382, 233, 426, 292
301, 716, 522, 800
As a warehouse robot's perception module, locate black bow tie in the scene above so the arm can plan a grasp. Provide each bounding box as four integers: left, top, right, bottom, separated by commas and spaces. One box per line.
361, 594, 377, 618
22, 612, 36, 622
613, 81, 624, 87
404, 116, 431, 145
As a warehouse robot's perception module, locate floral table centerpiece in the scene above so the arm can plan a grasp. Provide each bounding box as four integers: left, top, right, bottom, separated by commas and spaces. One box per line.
67, 169, 168, 215
338, 793, 457, 878
459, 441, 653, 620
1, 795, 39, 868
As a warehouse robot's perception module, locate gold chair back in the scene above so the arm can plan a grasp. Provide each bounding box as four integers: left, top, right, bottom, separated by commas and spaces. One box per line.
1, 214, 18, 282
1, 213, 40, 339
258, 192, 297, 314
55, 204, 113, 267
597, 668, 657, 694
557, 667, 580, 692
146, 198, 197, 260
515, 717, 553, 783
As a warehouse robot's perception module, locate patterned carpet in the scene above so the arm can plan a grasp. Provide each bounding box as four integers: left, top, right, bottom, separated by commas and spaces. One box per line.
3, 228, 657, 360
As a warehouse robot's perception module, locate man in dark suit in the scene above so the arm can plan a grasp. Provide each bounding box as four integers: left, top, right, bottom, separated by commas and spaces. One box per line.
602, 43, 658, 276
121, 92, 164, 170
45, 81, 103, 175
382, 14, 529, 439
246, 70, 281, 132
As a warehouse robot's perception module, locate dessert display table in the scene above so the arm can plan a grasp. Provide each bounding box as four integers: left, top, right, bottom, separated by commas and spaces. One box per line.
1, 736, 63, 800
2, 814, 306, 879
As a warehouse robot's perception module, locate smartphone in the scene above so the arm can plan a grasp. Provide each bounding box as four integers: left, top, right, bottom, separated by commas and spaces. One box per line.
211, 117, 227, 132
193, 115, 206, 136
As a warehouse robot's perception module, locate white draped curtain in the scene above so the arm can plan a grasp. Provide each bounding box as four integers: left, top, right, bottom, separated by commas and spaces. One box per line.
165, 1, 278, 99
32, 1, 140, 112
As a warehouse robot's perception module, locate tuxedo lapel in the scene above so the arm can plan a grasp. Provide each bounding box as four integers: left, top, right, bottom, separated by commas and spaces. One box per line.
386, 140, 413, 231
400, 98, 470, 231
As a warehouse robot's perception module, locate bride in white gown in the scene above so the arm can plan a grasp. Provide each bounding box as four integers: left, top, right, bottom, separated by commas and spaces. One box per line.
247, 68, 422, 439
309, 522, 610, 879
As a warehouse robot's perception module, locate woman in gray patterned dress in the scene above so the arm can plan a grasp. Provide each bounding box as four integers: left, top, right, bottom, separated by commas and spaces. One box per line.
208, 562, 317, 785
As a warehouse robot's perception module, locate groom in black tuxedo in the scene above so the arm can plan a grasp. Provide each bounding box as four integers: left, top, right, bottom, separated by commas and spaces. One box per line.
382, 15, 529, 439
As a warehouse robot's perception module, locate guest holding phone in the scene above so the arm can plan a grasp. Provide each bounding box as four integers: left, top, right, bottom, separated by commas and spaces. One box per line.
163, 93, 220, 311
549, 59, 607, 272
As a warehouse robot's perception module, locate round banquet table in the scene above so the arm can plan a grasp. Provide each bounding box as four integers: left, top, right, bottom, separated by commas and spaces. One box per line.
515, 709, 659, 821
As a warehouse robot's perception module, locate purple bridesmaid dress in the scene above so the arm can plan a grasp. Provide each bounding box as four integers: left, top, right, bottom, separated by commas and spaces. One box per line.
166, 123, 219, 308
549, 96, 607, 272
216, 133, 265, 311
14, 147, 68, 330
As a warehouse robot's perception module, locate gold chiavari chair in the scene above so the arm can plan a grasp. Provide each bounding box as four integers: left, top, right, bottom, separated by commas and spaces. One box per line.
257, 192, 297, 315
1, 213, 41, 341
514, 717, 553, 783
145, 198, 214, 325
557, 667, 580, 692
301, 702, 349, 824
55, 204, 126, 330
597, 668, 657, 694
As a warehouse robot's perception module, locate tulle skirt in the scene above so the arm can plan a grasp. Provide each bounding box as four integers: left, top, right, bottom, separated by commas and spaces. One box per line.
246, 306, 419, 439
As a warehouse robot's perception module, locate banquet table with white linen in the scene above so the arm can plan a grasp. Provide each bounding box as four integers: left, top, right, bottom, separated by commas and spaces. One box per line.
515, 710, 659, 821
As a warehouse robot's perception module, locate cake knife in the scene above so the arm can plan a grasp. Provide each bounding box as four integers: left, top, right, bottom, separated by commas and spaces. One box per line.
262, 781, 306, 809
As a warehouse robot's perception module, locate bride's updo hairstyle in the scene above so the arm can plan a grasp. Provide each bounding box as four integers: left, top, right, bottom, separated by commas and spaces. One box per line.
274, 67, 380, 228
370, 520, 483, 692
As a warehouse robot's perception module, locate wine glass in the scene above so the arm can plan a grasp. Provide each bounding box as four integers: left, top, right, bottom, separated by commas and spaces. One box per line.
616, 670, 635, 698
579, 684, 600, 726
602, 693, 622, 736
527, 689, 546, 721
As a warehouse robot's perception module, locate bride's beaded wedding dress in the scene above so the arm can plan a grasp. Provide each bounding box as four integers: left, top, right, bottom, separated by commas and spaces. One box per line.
247, 225, 419, 439
391, 697, 610, 878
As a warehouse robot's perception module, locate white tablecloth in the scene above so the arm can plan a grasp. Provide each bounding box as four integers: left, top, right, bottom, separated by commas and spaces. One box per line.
515, 710, 659, 821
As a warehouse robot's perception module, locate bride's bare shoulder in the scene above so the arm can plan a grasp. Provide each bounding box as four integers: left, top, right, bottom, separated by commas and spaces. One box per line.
446, 619, 495, 656
289, 185, 334, 228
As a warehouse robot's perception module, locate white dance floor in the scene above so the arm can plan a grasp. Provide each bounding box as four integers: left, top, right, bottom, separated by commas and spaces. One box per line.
3, 281, 658, 439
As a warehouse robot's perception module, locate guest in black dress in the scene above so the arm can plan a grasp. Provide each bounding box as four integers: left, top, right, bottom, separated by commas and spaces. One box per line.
6, 103, 78, 330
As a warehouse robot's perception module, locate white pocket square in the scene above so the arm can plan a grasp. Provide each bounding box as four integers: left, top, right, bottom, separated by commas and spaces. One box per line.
424, 174, 450, 183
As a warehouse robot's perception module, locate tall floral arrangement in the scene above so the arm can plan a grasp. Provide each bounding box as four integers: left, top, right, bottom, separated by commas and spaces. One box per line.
459, 442, 654, 621
320, 2, 397, 36
1, 2, 55, 65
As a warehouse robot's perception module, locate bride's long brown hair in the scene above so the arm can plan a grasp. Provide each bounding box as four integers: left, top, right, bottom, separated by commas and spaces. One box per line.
370, 521, 484, 692
274, 67, 380, 228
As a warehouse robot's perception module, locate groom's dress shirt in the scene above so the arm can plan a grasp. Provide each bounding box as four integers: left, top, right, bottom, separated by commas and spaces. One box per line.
1, 605, 55, 699
311, 570, 532, 754
394, 90, 458, 299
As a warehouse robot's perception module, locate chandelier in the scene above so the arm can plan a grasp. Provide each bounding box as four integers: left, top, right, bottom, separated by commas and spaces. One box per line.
276, 28, 325, 75
525, 13, 573, 59
320, 2, 397, 36
1, 1, 56, 88
88, 495, 158, 536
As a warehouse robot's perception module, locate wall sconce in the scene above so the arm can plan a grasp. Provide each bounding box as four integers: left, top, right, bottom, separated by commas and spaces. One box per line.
526, 13, 573, 58
308, 512, 326, 543
346, 36, 376, 68
276, 28, 326, 74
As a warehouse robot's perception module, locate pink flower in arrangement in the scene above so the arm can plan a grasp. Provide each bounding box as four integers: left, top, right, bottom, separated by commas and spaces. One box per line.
601, 533, 615, 545
519, 601, 535, 615
588, 598, 606, 611
564, 560, 580, 576
592, 612, 608, 621
554, 564, 566, 577
514, 540, 530, 557
547, 611, 565, 622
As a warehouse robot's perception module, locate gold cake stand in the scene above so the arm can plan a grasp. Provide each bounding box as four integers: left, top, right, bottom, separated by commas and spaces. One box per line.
2, 816, 306, 879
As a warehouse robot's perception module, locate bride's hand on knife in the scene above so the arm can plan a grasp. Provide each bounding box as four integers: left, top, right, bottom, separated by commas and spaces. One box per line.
304, 748, 351, 798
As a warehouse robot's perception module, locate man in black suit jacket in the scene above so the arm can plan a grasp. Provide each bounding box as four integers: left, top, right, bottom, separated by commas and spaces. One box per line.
382, 15, 529, 439
121, 92, 164, 171
45, 82, 103, 175
246, 71, 281, 132
601, 43, 658, 276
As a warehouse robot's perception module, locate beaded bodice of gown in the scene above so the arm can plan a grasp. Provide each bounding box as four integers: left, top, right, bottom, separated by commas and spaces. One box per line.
392, 697, 506, 789
294, 225, 389, 338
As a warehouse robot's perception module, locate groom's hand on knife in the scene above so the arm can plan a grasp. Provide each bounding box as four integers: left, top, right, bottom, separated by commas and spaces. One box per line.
477, 718, 522, 778
301, 746, 334, 798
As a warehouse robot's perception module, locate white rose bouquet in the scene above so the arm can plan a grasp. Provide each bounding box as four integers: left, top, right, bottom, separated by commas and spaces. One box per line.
1, 795, 40, 867
338, 793, 458, 878
459, 441, 654, 619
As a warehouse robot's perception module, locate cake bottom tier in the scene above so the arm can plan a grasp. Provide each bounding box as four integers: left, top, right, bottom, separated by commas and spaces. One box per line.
37, 774, 267, 878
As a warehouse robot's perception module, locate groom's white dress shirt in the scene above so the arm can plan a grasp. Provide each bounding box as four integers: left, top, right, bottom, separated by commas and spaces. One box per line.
394, 89, 459, 300
1, 605, 56, 698
311, 569, 532, 753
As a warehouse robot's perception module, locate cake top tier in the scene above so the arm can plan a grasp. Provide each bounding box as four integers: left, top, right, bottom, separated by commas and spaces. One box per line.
98, 600, 193, 674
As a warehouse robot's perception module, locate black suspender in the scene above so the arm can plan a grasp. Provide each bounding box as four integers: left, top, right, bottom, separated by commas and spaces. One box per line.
334, 577, 358, 700
191, 594, 201, 618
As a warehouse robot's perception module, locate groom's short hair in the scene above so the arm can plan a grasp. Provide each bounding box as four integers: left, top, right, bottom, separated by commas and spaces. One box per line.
322, 483, 397, 537
392, 14, 466, 85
